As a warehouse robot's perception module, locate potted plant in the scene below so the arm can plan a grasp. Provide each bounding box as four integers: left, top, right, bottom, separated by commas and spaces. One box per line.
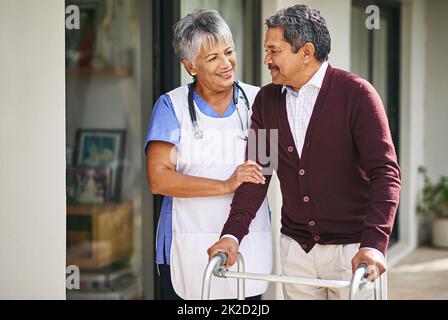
417, 166, 448, 248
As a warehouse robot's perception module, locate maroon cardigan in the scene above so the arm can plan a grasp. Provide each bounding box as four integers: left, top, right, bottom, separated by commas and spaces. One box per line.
221, 65, 401, 255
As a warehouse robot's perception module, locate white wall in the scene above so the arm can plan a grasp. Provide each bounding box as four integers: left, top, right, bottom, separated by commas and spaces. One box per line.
424, 0, 448, 179
0, 0, 66, 299
405, 0, 448, 247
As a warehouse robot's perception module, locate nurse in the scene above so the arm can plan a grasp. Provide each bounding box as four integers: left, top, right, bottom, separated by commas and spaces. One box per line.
144, 9, 272, 300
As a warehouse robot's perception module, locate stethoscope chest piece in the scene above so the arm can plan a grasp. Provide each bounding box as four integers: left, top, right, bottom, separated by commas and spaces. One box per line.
192, 121, 203, 139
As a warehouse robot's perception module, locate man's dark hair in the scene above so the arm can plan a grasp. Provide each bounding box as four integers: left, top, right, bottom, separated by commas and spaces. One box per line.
266, 4, 331, 61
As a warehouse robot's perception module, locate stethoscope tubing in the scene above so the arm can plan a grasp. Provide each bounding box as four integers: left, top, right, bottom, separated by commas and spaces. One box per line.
188, 81, 250, 140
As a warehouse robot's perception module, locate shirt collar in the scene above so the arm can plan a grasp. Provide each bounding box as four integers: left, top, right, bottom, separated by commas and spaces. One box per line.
188, 81, 239, 118
282, 61, 329, 96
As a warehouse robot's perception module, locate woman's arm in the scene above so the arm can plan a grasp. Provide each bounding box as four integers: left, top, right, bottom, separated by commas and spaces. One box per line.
146, 141, 265, 198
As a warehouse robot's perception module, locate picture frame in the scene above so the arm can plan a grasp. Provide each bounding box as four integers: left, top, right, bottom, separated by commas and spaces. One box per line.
66, 166, 111, 204
74, 129, 126, 201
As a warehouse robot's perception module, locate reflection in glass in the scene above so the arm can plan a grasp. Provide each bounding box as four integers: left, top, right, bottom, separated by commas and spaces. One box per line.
65, 0, 142, 300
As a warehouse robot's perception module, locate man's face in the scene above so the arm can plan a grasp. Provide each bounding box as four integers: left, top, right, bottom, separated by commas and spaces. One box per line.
263, 27, 305, 87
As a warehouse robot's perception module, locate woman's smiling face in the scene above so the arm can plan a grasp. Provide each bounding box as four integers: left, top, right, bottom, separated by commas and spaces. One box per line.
186, 40, 237, 91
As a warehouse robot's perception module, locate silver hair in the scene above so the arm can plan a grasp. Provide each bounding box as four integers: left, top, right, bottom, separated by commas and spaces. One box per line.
266, 4, 331, 61
172, 9, 235, 63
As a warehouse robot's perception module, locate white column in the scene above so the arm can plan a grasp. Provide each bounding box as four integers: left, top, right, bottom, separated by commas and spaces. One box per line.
0, 0, 66, 299
388, 0, 426, 264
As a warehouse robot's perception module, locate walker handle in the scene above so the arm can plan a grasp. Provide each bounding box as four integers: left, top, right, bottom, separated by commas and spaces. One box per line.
349, 263, 369, 300
212, 252, 228, 275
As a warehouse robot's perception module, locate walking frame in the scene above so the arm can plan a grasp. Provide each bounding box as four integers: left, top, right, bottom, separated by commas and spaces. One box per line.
202, 252, 387, 300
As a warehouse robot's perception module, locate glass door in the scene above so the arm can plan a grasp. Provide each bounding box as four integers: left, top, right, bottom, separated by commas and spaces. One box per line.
65, 0, 144, 299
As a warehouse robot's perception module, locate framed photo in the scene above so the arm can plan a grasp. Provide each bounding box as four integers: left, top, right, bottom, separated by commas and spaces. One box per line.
67, 166, 111, 204
74, 129, 126, 201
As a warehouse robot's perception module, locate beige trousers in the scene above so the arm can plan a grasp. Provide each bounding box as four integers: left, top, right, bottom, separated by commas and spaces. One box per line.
280, 233, 374, 300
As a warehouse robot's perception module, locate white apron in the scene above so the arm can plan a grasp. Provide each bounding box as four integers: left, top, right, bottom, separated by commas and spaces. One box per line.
167, 82, 272, 300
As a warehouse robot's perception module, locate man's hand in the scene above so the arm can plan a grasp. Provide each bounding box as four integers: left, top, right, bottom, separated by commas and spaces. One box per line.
351, 248, 386, 282
207, 237, 239, 268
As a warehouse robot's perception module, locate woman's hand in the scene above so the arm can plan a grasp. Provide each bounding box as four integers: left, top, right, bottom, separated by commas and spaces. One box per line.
147, 142, 262, 198
224, 160, 266, 193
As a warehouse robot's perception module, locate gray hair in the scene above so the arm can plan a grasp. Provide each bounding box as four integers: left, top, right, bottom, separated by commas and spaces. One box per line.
266, 4, 331, 61
172, 9, 235, 63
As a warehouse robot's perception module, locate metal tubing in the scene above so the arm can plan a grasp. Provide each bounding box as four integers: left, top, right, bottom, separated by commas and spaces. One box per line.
220, 270, 350, 288
378, 272, 387, 300
201, 253, 228, 300
349, 263, 368, 300
236, 252, 245, 300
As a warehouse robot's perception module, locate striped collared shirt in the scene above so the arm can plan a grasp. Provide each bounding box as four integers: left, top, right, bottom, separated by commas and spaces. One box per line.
282, 61, 328, 157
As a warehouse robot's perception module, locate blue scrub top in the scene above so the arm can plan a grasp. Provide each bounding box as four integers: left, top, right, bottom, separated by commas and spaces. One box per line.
144, 83, 240, 265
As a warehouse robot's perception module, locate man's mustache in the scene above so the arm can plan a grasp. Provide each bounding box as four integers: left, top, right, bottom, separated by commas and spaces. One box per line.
268, 64, 279, 70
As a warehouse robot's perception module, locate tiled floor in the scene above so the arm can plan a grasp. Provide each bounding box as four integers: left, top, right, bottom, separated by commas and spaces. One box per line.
388, 246, 448, 299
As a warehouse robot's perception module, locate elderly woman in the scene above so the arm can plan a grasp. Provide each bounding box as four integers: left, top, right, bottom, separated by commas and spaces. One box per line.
144, 9, 272, 300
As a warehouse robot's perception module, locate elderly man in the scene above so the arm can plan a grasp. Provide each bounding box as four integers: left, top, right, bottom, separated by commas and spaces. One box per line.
207, 4, 401, 300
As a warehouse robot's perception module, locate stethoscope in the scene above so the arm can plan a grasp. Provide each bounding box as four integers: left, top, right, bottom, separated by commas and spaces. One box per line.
188, 81, 250, 140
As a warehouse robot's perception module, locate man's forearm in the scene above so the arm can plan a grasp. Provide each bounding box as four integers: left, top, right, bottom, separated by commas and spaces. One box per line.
220, 176, 271, 242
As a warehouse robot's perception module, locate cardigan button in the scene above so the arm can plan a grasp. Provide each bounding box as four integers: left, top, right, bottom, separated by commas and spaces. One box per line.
301, 244, 308, 250
299, 169, 305, 176
313, 235, 320, 242
303, 196, 310, 203
287, 146, 294, 153
308, 220, 316, 227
